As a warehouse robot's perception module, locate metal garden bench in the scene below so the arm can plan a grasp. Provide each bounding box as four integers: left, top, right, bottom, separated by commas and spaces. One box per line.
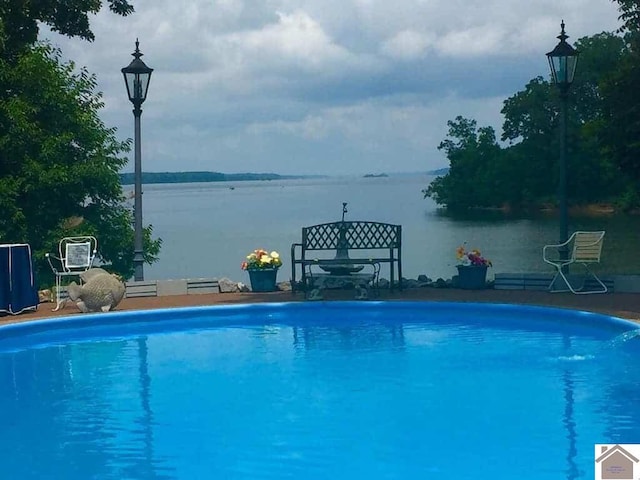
290, 220, 402, 296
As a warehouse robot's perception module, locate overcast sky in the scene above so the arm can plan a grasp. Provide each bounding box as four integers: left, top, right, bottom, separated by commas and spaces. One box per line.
42, 0, 621, 175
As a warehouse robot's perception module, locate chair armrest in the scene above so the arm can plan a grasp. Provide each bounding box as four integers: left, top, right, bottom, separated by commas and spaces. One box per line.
543, 232, 575, 264
543, 244, 565, 262
88, 249, 98, 268
45, 252, 63, 273
543, 243, 573, 265
543, 236, 573, 250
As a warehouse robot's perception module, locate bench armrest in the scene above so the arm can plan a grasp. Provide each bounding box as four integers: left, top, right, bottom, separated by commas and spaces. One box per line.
290, 243, 303, 261
290, 243, 303, 287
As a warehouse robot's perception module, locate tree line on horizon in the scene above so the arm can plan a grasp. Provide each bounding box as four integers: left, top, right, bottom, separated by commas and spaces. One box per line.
118, 171, 314, 185
425, 2, 640, 213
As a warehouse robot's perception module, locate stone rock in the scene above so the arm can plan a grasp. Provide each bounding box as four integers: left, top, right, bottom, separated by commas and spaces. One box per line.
38, 289, 51, 303
307, 288, 323, 301
218, 277, 241, 293
354, 284, 369, 300
433, 277, 449, 288
417, 274, 431, 283
67, 272, 125, 313
403, 278, 420, 289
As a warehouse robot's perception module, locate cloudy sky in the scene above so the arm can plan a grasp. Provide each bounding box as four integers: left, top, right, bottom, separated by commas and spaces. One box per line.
43, 0, 621, 175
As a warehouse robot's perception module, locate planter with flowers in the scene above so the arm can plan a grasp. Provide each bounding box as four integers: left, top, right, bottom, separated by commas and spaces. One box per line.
455, 246, 492, 290
241, 249, 283, 292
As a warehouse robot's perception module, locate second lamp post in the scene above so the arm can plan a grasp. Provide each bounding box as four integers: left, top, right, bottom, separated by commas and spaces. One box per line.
122, 39, 153, 281
546, 21, 579, 267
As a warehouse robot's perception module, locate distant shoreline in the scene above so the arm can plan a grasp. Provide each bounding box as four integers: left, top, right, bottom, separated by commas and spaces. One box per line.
119, 171, 327, 186
119, 169, 447, 185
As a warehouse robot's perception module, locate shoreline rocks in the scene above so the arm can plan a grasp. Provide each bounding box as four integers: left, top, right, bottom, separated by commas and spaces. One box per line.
232, 274, 478, 292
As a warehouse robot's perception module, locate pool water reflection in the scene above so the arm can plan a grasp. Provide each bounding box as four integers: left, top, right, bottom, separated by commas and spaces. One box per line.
0, 302, 639, 480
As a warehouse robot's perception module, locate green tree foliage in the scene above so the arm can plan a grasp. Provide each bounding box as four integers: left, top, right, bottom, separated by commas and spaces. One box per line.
423, 117, 504, 210
596, 1, 640, 190
501, 33, 629, 206
613, 0, 640, 34
0, 43, 161, 286
570, 33, 631, 204
426, 31, 634, 211
0, 0, 134, 60
500, 77, 558, 206
597, 43, 640, 199
0, 0, 162, 285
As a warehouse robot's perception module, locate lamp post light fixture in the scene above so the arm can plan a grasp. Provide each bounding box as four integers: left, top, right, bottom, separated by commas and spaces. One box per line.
546, 21, 579, 269
122, 39, 153, 281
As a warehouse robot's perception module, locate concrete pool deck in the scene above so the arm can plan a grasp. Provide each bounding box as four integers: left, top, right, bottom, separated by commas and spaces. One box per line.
3, 287, 640, 325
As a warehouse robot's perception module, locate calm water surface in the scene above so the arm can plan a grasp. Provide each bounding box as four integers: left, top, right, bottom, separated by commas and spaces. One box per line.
0, 303, 639, 479
137, 175, 640, 282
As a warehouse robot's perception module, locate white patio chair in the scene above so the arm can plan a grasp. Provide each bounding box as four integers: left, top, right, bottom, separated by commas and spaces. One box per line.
542, 231, 607, 294
46, 236, 98, 310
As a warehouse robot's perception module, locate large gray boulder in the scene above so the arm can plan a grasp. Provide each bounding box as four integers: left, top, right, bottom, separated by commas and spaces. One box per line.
67, 270, 126, 313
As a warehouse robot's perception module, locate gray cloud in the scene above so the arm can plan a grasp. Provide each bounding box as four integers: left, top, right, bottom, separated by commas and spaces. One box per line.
42, 0, 621, 175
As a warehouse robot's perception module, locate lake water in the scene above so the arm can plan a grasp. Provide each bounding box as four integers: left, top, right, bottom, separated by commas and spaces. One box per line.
138, 175, 640, 283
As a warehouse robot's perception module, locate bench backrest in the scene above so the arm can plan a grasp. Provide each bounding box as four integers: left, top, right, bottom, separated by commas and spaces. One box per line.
572, 231, 605, 263
302, 221, 401, 251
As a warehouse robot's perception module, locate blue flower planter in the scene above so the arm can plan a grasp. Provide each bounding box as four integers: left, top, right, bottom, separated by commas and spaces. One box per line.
456, 265, 488, 290
248, 268, 279, 292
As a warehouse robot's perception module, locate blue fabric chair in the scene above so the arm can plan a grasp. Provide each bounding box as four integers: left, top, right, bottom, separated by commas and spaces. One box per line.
0, 244, 39, 314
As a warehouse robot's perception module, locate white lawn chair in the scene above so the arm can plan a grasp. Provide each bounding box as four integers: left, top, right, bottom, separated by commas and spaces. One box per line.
46, 236, 98, 310
543, 231, 607, 294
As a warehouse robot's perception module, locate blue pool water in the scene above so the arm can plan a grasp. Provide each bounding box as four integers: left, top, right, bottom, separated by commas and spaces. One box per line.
0, 302, 639, 479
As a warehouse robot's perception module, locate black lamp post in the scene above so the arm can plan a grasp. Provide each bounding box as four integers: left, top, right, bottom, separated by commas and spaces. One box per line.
122, 39, 153, 281
546, 21, 579, 268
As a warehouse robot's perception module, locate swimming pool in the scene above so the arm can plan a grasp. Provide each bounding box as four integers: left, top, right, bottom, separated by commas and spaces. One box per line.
0, 302, 639, 479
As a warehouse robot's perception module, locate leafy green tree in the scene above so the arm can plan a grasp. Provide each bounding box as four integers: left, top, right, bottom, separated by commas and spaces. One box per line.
0, 43, 161, 286
500, 77, 558, 206
613, 0, 640, 34
595, 33, 640, 194
0, 0, 163, 285
0, 0, 134, 60
597, 47, 640, 201
427, 31, 634, 211
423, 116, 504, 210
593, 1, 640, 201
501, 33, 629, 206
